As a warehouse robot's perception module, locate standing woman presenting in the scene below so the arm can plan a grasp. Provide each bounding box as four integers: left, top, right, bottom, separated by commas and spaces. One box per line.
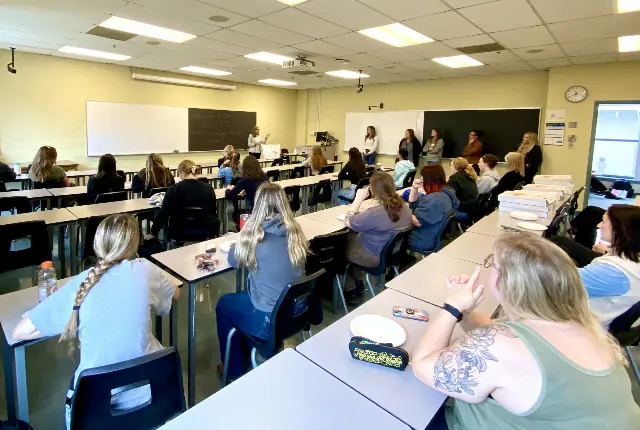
423, 128, 444, 166
518, 132, 543, 184
399, 129, 421, 166
363, 126, 379, 166
248, 126, 270, 159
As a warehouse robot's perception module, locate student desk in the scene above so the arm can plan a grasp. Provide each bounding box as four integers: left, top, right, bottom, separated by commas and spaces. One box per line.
438, 232, 496, 265
0, 262, 181, 426
0, 188, 53, 210
159, 348, 409, 429
467, 210, 548, 237
297, 289, 447, 430
18, 160, 79, 174
47, 182, 134, 207
276, 173, 340, 214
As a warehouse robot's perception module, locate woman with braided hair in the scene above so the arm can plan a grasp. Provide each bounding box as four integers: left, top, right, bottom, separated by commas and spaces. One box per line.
13, 214, 179, 428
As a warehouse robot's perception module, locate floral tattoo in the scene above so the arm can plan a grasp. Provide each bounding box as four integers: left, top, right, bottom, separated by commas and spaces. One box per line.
433, 324, 516, 395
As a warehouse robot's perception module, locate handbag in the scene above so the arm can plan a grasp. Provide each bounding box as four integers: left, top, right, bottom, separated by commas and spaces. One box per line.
348, 336, 409, 371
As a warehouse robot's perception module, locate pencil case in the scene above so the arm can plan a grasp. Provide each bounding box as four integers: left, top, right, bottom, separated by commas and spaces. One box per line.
348, 336, 409, 371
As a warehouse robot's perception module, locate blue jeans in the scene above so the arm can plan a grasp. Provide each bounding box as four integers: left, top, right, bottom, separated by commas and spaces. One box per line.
216, 291, 270, 378
335, 185, 356, 205
364, 152, 376, 165
425, 160, 440, 166
454, 209, 471, 222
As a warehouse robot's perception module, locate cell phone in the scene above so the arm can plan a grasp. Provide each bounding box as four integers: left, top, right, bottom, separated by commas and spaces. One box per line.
205, 243, 216, 254
393, 306, 429, 322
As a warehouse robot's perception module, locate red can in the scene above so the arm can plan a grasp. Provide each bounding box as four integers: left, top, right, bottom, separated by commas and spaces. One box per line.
239, 214, 250, 231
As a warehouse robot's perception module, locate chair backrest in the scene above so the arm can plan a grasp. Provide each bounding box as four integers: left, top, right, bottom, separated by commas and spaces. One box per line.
292, 166, 306, 179
402, 170, 416, 188
284, 185, 301, 213
473, 192, 496, 221
0, 196, 30, 214
514, 182, 525, 191
266, 170, 280, 182
271, 158, 284, 167
149, 187, 168, 197
543, 209, 566, 238
568, 186, 585, 217
95, 190, 128, 204
83, 216, 108, 261
70, 347, 186, 430
32, 179, 63, 189
380, 229, 412, 274
198, 177, 209, 184
319, 165, 335, 175
355, 177, 370, 191
310, 179, 332, 205
307, 229, 349, 277
0, 220, 52, 274
609, 300, 640, 347
168, 207, 218, 242
414, 214, 455, 254
116, 170, 125, 179
0, 181, 5, 192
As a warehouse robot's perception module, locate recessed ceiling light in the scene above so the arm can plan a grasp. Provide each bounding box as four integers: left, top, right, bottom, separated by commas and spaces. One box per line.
245, 52, 294, 65
617, 0, 640, 13
526, 49, 544, 54
58, 46, 131, 61
99, 16, 196, 43
432, 55, 483, 68
259, 79, 297, 86
209, 15, 229, 22
325, 70, 370, 79
180, 66, 232, 76
358, 23, 433, 47
619, 35, 640, 52
277, 0, 308, 5
146, 41, 161, 46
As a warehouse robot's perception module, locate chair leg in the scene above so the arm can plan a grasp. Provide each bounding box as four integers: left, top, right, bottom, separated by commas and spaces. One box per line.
365, 273, 376, 297
301, 331, 307, 341
222, 327, 236, 388
626, 346, 640, 385
393, 266, 400, 277
308, 328, 314, 337
334, 274, 349, 315
250, 347, 258, 369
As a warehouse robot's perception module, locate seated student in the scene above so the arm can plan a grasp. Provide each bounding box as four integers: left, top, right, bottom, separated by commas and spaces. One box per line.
392, 148, 416, 189
225, 155, 268, 225
412, 233, 640, 429
475, 154, 500, 194
0, 159, 17, 183
86, 154, 125, 203
300, 146, 328, 176
148, 160, 219, 239
407, 165, 459, 252
551, 204, 640, 329
447, 157, 478, 218
218, 145, 235, 168
216, 182, 308, 380
343, 172, 412, 302
491, 152, 525, 196
335, 147, 367, 204
218, 152, 240, 187
28, 146, 71, 187
13, 214, 179, 429
131, 153, 174, 198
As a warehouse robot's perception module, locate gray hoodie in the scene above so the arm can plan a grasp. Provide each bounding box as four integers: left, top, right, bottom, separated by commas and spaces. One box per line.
476, 170, 501, 194
229, 216, 303, 312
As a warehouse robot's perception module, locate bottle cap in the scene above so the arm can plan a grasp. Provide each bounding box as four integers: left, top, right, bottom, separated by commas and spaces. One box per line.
40, 261, 53, 268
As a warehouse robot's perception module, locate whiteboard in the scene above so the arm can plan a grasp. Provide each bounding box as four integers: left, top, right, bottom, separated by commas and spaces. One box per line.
344, 111, 424, 156
86, 101, 189, 156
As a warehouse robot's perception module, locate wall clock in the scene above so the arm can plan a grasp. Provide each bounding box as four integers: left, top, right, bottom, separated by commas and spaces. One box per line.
565, 86, 587, 103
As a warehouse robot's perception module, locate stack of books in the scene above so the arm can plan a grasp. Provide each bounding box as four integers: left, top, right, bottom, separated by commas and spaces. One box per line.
523, 183, 566, 201
498, 190, 557, 218
533, 175, 574, 194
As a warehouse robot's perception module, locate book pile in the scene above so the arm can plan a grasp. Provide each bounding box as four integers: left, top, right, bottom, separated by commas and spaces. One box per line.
498, 190, 557, 218
533, 175, 574, 194
523, 183, 566, 201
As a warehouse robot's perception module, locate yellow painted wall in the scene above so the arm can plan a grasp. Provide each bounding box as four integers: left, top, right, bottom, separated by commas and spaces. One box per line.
0, 50, 298, 170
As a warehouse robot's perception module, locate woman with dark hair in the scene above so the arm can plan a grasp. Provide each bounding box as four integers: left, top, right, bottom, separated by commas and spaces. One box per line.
399, 129, 421, 166
552, 204, 640, 328
408, 165, 459, 252
423, 128, 444, 166
336, 147, 367, 204
476, 154, 500, 194
461, 130, 483, 165
225, 155, 268, 225
363, 126, 379, 165
86, 154, 125, 203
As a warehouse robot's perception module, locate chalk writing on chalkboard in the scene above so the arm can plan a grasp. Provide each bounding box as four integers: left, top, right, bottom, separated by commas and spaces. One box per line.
188, 108, 256, 151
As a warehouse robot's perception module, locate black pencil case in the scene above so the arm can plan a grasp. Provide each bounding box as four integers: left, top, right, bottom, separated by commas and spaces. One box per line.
348, 336, 409, 371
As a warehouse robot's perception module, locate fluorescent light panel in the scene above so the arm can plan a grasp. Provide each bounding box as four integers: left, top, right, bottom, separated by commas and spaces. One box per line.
180, 66, 232, 76
277, 0, 308, 4
618, 35, 640, 52
325, 70, 370, 79
58, 46, 131, 61
358, 23, 433, 47
432, 55, 483, 68
99, 16, 196, 43
617, 0, 640, 13
259, 79, 297, 86
245, 52, 294, 65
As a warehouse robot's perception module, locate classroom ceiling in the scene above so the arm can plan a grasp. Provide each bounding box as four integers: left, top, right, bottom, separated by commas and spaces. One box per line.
1, 0, 639, 89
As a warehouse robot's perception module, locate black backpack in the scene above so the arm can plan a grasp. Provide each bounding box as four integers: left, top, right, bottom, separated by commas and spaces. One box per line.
611, 180, 635, 198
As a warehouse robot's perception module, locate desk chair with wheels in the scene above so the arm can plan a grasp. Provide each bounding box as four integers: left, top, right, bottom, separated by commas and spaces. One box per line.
337, 177, 369, 205
167, 207, 219, 246
69, 347, 185, 430
319, 165, 334, 175
266, 170, 280, 182
309, 179, 332, 212
0, 196, 30, 215
0, 220, 52, 275
94, 191, 128, 204
402, 171, 416, 189
292, 166, 306, 179
222, 269, 326, 387
284, 186, 301, 213
608, 300, 640, 385
409, 214, 454, 257
308, 229, 350, 314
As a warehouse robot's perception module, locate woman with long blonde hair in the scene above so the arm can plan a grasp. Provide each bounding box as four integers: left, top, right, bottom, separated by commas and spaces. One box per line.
413, 233, 640, 429
218, 144, 236, 168
301, 146, 328, 175
517, 131, 543, 184
216, 182, 308, 380
447, 157, 479, 220
492, 152, 525, 197
13, 214, 179, 428
131, 153, 174, 197
29, 146, 70, 186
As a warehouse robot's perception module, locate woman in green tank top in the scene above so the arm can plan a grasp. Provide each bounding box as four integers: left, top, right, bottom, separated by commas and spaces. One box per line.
412, 233, 640, 430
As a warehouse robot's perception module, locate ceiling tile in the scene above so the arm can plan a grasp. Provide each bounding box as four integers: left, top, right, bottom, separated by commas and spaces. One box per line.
528, 0, 614, 24
490, 26, 554, 49
116, 3, 219, 36
491, 61, 533, 72
442, 34, 494, 48
339, 53, 391, 66
445, 0, 499, 7
616, 11, 640, 37
457, 0, 540, 32
198, 0, 286, 18
561, 38, 617, 56
404, 59, 447, 71
369, 48, 424, 62
322, 32, 389, 53
373, 63, 427, 74
2, 0, 128, 14
67, 33, 150, 57
184, 37, 252, 56
403, 41, 462, 58
528, 57, 570, 69
204, 58, 245, 69
229, 19, 313, 45
463, 65, 500, 75
296, 0, 393, 31
511, 44, 566, 60
291, 40, 358, 57
404, 11, 482, 40
133, 0, 250, 27
431, 68, 468, 78
359, 0, 450, 21
0, 37, 63, 52
569, 53, 617, 65
0, 43, 52, 55
548, 16, 615, 43
0, 27, 76, 45
470, 50, 521, 64
259, 8, 349, 39
0, 7, 110, 33
206, 29, 282, 50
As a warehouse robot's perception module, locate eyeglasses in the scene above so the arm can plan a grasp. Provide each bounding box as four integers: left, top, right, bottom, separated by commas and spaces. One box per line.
484, 253, 496, 269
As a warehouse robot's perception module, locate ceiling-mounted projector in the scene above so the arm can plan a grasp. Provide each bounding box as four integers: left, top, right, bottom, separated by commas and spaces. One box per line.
282, 57, 315, 74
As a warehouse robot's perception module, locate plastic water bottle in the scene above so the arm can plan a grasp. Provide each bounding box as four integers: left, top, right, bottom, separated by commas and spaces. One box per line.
37, 261, 57, 302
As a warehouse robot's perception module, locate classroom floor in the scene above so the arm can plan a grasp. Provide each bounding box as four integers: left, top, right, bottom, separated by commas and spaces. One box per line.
0, 213, 639, 429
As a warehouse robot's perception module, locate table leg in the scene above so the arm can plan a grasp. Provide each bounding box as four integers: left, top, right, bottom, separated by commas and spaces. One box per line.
154, 315, 163, 345
301, 186, 309, 214
3, 337, 17, 424
170, 298, 178, 347
15, 345, 29, 423
222, 200, 228, 234
235, 267, 244, 293
58, 225, 67, 277
187, 281, 196, 407
70, 221, 79, 275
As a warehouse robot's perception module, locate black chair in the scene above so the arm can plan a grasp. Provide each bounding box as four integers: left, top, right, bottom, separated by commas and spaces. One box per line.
319, 165, 335, 175
266, 170, 280, 182
82, 216, 108, 263
472, 192, 497, 222
69, 347, 186, 430
0, 196, 30, 214
514, 182, 525, 191
337, 177, 370, 205
309, 179, 333, 211
308, 229, 350, 314
149, 187, 168, 197
32, 179, 63, 189
402, 170, 416, 188
292, 166, 306, 179
95, 190, 128, 204
167, 207, 219, 244
609, 300, 640, 385
543, 208, 567, 238
0, 220, 52, 274
116, 170, 125, 179
222, 269, 326, 387
284, 186, 301, 213
270, 158, 284, 167
409, 214, 455, 257
567, 186, 585, 221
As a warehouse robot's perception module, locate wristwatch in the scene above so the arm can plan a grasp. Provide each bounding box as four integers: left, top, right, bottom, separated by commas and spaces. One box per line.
443, 303, 463, 322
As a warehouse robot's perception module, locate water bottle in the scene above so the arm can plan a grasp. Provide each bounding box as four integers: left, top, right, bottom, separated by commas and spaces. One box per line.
37, 261, 57, 302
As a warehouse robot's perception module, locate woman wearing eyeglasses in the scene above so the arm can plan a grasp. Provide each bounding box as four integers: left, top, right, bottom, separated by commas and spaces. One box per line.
412, 233, 640, 429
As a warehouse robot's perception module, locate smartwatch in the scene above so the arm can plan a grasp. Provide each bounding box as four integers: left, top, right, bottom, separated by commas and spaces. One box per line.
443, 303, 463, 322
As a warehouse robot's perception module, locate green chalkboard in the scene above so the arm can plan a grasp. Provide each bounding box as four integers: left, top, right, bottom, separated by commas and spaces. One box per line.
188, 108, 256, 151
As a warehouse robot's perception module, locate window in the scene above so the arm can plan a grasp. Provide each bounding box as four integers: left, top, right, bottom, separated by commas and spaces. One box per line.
592, 103, 640, 180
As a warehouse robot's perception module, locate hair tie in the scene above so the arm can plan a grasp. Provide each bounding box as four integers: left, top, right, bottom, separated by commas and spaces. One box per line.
73, 305, 80, 311
191, 166, 196, 174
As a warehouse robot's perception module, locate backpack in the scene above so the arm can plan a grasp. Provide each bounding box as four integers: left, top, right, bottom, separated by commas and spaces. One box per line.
611, 180, 635, 198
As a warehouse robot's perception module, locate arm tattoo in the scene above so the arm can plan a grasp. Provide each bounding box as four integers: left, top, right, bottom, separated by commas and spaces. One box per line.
433, 324, 516, 395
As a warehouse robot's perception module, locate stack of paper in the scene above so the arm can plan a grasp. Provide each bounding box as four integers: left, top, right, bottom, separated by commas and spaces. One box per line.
523, 184, 566, 201
498, 191, 556, 218
533, 175, 574, 194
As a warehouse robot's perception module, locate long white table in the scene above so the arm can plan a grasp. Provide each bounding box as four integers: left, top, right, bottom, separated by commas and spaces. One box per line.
437, 232, 495, 265
467, 210, 548, 237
